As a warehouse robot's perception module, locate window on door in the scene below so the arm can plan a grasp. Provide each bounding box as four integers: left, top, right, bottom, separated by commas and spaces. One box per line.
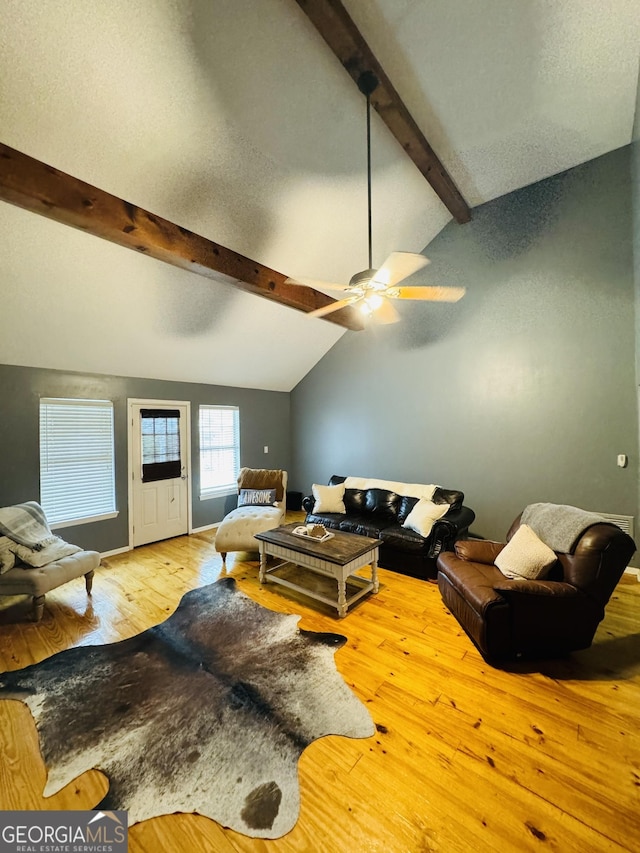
199, 406, 240, 499
140, 408, 181, 482
39, 397, 117, 526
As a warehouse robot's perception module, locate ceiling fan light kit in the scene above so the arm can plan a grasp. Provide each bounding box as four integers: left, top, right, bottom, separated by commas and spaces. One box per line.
287, 71, 465, 323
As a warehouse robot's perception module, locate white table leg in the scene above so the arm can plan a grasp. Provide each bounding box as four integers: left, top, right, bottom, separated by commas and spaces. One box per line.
259, 542, 267, 583
337, 574, 348, 618
372, 553, 379, 593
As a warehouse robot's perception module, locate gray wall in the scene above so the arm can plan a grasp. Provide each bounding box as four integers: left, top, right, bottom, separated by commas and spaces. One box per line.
632, 65, 640, 533
0, 364, 290, 552
291, 147, 638, 541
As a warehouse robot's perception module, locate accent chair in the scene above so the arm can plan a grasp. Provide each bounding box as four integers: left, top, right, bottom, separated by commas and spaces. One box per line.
215, 468, 287, 564
437, 510, 636, 661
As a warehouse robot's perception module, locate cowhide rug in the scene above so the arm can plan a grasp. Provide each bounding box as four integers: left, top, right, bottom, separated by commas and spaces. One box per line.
0, 577, 374, 838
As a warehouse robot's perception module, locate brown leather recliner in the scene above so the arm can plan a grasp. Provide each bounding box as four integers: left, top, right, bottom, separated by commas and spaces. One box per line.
437, 513, 636, 660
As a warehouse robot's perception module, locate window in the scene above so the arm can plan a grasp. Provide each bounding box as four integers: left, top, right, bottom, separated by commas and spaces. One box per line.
40, 398, 116, 526
199, 405, 240, 499
140, 408, 181, 482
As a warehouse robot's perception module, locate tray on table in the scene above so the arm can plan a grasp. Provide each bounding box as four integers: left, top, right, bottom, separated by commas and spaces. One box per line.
291, 527, 334, 543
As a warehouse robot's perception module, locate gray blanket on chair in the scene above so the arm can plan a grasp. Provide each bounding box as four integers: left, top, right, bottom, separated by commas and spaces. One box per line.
0, 501, 55, 549
521, 502, 607, 553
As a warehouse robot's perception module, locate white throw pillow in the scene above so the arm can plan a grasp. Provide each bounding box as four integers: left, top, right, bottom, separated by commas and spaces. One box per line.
402, 499, 448, 537
312, 483, 346, 514
494, 524, 557, 580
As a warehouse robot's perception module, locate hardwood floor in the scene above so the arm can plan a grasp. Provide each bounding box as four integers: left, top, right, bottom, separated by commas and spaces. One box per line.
0, 518, 639, 852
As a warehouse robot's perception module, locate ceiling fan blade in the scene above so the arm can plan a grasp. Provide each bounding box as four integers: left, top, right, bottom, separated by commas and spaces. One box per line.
373, 252, 430, 287
393, 286, 466, 302
285, 276, 350, 291
307, 296, 359, 318
373, 298, 400, 324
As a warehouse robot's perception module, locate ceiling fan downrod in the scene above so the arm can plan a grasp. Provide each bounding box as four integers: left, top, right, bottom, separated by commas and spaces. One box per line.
357, 71, 379, 271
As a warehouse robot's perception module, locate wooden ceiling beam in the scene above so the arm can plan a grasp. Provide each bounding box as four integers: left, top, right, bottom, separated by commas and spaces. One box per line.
295, 0, 471, 224
0, 143, 364, 331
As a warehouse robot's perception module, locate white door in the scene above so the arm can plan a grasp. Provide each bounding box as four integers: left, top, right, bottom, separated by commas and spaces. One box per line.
130, 402, 190, 547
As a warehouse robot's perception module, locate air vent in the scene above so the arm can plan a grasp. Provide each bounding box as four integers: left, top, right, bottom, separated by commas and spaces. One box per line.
598, 513, 634, 539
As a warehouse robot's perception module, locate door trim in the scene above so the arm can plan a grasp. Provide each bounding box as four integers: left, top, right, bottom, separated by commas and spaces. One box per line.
127, 398, 192, 549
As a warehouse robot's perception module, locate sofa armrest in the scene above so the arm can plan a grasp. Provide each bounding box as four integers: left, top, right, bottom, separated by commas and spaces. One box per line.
428, 505, 476, 558
438, 504, 476, 534
454, 539, 505, 564
493, 579, 578, 598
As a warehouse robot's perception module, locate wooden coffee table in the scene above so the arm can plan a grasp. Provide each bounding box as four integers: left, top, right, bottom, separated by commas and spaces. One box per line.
254, 523, 381, 617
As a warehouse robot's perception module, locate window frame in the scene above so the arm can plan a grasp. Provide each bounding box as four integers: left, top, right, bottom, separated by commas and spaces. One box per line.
198, 405, 240, 500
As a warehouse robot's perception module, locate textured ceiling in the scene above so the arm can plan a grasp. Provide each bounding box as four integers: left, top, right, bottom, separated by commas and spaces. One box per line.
348, 0, 640, 205
0, 0, 638, 390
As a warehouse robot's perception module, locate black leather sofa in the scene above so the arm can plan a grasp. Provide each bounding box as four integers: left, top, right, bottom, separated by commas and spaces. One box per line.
303, 475, 475, 581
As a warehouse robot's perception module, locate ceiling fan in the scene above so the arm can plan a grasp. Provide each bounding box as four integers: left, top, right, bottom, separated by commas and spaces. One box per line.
286, 71, 465, 324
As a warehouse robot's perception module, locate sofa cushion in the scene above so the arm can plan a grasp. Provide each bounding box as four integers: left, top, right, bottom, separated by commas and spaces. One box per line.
432, 487, 464, 509
337, 515, 388, 540
403, 499, 449, 537
0, 550, 100, 597
344, 488, 367, 513
397, 495, 418, 524
329, 475, 347, 486
379, 524, 432, 554
328, 476, 366, 513
215, 504, 285, 553
365, 489, 400, 520
305, 512, 344, 531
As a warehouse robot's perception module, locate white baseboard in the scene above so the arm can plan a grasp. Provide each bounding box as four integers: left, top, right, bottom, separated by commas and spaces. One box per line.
624, 566, 640, 580
100, 545, 131, 558
190, 523, 220, 534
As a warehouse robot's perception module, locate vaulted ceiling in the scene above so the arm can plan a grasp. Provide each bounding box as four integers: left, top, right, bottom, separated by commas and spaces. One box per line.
1, 0, 638, 391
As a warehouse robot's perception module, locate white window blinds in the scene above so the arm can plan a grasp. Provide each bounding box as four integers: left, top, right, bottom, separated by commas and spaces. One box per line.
199, 405, 240, 498
40, 398, 116, 525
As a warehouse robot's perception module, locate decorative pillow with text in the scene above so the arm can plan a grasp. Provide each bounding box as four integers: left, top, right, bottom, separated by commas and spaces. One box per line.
238, 488, 277, 507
